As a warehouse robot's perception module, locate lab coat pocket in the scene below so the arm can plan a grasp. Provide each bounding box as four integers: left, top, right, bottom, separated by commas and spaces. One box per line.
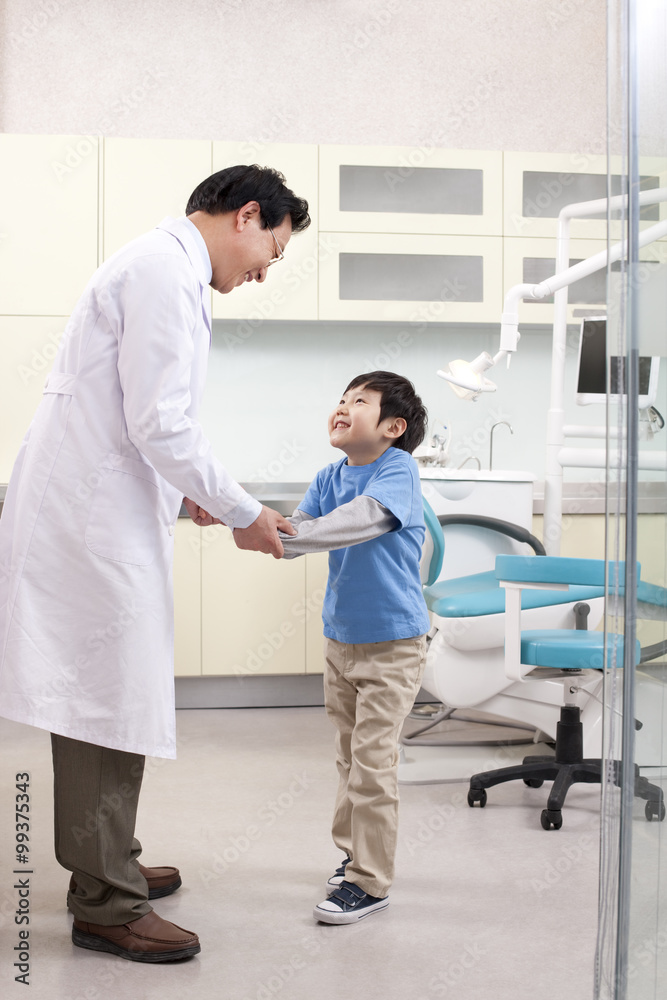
85, 454, 162, 566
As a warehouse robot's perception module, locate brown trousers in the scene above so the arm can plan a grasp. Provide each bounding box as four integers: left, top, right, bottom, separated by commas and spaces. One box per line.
51, 734, 151, 924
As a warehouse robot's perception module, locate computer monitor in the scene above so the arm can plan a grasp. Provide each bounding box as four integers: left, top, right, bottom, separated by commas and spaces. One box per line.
575, 316, 660, 407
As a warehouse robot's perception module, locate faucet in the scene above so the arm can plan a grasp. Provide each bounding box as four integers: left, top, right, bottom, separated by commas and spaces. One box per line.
489, 421, 513, 471
457, 455, 481, 470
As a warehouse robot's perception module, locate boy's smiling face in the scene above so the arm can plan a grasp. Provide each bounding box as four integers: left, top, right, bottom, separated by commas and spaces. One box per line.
328, 384, 406, 466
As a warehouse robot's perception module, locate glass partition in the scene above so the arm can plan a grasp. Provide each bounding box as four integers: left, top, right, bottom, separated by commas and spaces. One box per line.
596, 2, 667, 997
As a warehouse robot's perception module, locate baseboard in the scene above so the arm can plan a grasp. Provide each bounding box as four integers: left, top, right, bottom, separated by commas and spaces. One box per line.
175, 674, 326, 709
175, 675, 435, 711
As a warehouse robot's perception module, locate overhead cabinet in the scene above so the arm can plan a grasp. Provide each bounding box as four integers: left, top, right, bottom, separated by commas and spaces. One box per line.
504, 151, 666, 240
102, 137, 213, 259
318, 232, 504, 323
319, 145, 503, 236
0, 134, 99, 316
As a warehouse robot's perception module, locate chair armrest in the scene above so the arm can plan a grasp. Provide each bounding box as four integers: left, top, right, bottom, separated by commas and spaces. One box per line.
496, 555, 615, 588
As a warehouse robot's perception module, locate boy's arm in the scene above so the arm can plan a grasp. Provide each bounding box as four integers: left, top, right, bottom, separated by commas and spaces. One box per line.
279, 496, 398, 559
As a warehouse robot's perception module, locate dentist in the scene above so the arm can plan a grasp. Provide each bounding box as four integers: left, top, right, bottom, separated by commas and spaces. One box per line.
0, 165, 310, 963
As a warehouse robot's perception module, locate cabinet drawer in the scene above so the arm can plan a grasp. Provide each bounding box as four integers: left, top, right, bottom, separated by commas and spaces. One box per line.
320, 145, 502, 236
319, 232, 503, 323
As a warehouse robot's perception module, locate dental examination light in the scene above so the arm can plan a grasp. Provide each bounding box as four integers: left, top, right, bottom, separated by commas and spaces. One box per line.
438, 199, 667, 402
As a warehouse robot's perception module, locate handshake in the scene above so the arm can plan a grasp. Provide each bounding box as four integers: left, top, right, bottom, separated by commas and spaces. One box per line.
182, 497, 296, 559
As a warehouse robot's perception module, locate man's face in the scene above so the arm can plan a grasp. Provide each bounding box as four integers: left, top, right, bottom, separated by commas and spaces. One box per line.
210, 209, 292, 295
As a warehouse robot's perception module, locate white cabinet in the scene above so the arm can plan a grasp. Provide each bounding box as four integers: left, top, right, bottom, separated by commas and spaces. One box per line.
0, 134, 99, 316
211, 142, 320, 321
319, 232, 503, 323
503, 237, 608, 324
503, 151, 666, 240
320, 145, 502, 236
102, 137, 213, 259
0, 317, 65, 480
173, 519, 202, 677
201, 525, 307, 676
504, 235, 667, 325
304, 553, 328, 675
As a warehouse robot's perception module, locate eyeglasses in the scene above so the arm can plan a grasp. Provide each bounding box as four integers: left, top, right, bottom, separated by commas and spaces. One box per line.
265, 221, 285, 266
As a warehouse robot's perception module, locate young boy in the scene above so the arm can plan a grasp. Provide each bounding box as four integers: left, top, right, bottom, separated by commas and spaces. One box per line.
280, 371, 430, 924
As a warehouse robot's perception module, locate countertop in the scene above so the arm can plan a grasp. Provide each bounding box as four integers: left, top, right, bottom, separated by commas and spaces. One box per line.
2, 480, 665, 519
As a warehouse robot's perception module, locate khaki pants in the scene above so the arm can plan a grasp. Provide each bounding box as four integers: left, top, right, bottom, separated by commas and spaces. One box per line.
51, 734, 152, 924
323, 634, 426, 899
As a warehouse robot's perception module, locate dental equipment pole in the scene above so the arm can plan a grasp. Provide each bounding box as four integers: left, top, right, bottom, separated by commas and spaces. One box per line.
544, 188, 667, 554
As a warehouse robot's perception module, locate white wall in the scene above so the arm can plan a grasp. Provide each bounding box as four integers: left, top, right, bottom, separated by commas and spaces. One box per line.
201, 319, 603, 483
1, 0, 606, 152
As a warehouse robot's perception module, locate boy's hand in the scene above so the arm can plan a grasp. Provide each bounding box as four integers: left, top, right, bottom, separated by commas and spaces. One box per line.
233, 506, 297, 559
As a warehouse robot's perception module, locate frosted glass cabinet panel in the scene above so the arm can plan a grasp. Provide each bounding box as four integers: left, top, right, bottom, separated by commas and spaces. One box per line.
320, 146, 503, 235
319, 233, 503, 322
504, 152, 665, 240
0, 134, 98, 316
211, 142, 319, 321
504, 236, 667, 325
103, 137, 213, 259
503, 238, 608, 324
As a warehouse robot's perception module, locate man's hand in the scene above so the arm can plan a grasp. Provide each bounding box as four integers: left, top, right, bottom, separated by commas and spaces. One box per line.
233, 506, 297, 559
183, 497, 223, 527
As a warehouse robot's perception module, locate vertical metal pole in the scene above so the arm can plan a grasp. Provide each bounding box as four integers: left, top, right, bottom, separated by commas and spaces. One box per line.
614, 0, 639, 995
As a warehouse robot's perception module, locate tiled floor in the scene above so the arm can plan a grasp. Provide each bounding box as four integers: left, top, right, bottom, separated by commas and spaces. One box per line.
0, 707, 604, 1000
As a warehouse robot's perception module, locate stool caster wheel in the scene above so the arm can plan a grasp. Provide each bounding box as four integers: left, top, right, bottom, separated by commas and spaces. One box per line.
523, 778, 544, 788
468, 788, 487, 808
645, 799, 666, 822
541, 808, 563, 830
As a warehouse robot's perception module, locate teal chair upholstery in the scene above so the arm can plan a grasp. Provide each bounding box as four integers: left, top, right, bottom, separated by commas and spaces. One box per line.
467, 555, 666, 830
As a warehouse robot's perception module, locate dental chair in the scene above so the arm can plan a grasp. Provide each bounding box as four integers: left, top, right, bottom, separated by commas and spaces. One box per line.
466, 555, 666, 829
411, 499, 607, 762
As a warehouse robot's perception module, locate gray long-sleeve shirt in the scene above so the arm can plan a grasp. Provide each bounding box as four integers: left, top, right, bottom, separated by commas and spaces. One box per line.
279, 495, 398, 558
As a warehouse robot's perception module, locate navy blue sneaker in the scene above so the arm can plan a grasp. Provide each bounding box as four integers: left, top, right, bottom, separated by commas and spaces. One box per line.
314, 880, 389, 924
325, 856, 350, 895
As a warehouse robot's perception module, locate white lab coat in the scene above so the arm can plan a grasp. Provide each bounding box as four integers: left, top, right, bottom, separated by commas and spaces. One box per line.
0, 217, 261, 758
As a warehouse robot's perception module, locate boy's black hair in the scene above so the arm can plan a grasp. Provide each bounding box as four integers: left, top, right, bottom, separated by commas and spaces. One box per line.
344, 371, 428, 454
186, 164, 311, 233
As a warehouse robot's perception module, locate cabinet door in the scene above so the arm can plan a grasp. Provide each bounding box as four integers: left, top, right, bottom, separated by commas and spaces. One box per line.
0, 317, 66, 480
211, 142, 319, 321
320, 145, 503, 236
0, 134, 98, 315
173, 520, 202, 677
201, 525, 307, 676
503, 237, 608, 325
319, 232, 503, 323
304, 553, 328, 675
504, 236, 667, 326
102, 137, 213, 259
503, 151, 666, 240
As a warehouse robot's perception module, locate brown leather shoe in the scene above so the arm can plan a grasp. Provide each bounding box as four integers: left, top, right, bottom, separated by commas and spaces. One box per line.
69, 864, 182, 900
72, 911, 200, 963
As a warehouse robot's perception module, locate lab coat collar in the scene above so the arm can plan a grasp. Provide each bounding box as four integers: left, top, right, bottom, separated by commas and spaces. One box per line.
155, 216, 213, 288
156, 216, 212, 339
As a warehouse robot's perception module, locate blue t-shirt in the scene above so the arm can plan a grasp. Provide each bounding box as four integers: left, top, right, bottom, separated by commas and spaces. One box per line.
299, 447, 430, 644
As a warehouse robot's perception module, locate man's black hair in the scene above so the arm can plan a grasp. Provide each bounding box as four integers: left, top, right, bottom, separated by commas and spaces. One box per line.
344, 371, 428, 454
186, 164, 310, 233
